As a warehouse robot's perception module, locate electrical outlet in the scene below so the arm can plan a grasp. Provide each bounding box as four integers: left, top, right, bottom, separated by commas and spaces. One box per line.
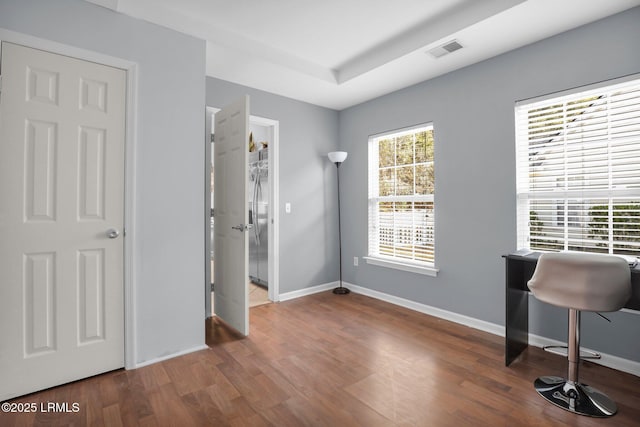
353, 256, 358, 266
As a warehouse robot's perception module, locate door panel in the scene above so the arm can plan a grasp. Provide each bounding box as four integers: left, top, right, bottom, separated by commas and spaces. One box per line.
0, 42, 126, 400
214, 96, 249, 336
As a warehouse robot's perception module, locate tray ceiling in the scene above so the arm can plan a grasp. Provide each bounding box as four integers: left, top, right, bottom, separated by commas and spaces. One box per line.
86, 0, 640, 110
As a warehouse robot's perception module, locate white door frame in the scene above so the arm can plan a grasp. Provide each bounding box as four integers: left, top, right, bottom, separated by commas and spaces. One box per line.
0, 28, 139, 369
204, 107, 216, 318
205, 106, 280, 318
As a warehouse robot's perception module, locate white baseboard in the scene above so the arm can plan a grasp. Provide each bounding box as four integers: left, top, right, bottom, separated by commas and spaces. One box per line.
133, 344, 209, 369
345, 282, 504, 336
343, 282, 640, 377
278, 281, 338, 302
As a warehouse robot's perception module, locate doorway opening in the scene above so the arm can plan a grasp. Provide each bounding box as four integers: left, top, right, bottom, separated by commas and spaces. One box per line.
205, 107, 280, 319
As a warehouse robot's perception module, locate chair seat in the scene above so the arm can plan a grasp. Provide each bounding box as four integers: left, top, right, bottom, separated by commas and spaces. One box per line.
526, 251, 632, 418
528, 252, 631, 312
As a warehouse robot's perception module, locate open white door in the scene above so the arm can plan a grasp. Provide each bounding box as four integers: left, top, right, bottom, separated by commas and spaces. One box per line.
213, 96, 249, 336
0, 42, 126, 400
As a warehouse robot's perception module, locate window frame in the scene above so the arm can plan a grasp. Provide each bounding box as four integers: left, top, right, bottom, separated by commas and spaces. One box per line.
366, 123, 438, 276
515, 75, 640, 256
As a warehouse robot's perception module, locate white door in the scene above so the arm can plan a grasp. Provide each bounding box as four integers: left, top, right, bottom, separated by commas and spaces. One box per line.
214, 96, 249, 335
0, 42, 126, 400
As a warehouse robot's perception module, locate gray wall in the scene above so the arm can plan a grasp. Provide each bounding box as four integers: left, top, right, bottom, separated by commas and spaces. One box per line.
339, 7, 640, 362
2, 0, 637, 366
0, 0, 207, 364
206, 77, 340, 293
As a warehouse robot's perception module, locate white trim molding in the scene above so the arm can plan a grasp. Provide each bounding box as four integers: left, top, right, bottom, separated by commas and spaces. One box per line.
278, 281, 338, 302
133, 345, 209, 369
123, 61, 139, 370
364, 256, 439, 277
346, 282, 502, 336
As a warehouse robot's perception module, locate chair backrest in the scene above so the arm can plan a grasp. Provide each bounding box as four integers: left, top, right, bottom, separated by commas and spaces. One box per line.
528, 252, 631, 312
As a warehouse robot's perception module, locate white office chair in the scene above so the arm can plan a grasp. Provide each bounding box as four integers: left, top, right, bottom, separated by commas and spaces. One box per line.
528, 252, 631, 417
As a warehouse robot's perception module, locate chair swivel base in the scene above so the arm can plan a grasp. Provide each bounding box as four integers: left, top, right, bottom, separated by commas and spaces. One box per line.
534, 376, 617, 417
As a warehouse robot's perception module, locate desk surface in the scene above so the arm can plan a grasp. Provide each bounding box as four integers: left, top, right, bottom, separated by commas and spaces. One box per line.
503, 252, 640, 366
503, 252, 640, 311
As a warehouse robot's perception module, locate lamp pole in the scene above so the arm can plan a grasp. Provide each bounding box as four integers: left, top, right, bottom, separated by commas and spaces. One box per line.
333, 159, 349, 295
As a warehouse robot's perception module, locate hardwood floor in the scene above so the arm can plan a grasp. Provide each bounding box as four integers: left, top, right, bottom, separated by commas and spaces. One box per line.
2, 291, 639, 426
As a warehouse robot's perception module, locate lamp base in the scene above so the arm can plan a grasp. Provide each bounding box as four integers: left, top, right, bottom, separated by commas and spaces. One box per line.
332, 286, 350, 295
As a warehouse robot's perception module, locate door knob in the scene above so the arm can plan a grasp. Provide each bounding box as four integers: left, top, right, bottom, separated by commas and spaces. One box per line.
231, 224, 253, 232
106, 228, 120, 239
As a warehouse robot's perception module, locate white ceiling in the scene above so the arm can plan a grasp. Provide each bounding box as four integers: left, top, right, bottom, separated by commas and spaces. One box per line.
87, 0, 640, 110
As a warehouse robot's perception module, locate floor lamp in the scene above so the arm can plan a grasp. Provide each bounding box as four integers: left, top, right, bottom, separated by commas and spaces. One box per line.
328, 151, 350, 295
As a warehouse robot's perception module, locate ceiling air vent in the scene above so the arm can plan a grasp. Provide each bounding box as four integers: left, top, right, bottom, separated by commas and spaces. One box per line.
427, 40, 463, 58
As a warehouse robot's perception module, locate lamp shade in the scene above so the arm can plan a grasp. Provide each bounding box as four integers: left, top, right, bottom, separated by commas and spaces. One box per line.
328, 151, 348, 163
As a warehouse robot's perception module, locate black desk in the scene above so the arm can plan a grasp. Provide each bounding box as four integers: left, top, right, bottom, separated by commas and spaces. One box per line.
504, 252, 640, 366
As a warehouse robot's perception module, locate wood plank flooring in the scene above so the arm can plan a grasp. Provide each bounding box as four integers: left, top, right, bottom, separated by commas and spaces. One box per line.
2, 291, 639, 426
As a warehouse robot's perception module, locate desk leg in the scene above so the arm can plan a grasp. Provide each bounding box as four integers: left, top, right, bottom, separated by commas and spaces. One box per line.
505, 259, 529, 365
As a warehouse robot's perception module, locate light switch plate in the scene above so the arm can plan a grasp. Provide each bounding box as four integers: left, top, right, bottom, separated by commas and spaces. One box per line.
285, 202, 291, 214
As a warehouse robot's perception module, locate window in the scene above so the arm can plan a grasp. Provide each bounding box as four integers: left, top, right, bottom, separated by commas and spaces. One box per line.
367, 124, 437, 275
516, 77, 640, 256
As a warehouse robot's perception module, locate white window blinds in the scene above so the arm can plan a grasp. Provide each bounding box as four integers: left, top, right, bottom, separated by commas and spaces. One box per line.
368, 125, 435, 266
516, 77, 640, 255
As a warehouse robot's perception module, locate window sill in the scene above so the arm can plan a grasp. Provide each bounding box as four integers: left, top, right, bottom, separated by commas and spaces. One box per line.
363, 256, 439, 277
